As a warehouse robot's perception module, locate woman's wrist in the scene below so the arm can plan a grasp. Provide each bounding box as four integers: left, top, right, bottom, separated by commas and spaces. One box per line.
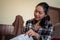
35, 33, 40, 39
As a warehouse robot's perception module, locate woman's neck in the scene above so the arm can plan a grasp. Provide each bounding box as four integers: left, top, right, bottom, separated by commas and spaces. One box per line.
34, 18, 41, 22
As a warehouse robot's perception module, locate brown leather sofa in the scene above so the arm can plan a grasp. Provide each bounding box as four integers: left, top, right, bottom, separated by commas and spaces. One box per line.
52, 23, 60, 40
0, 24, 14, 40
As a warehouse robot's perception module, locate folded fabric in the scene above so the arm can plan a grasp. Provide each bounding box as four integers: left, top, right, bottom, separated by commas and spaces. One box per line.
10, 34, 34, 40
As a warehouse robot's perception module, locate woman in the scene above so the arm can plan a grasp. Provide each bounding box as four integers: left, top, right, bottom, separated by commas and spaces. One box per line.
25, 2, 53, 40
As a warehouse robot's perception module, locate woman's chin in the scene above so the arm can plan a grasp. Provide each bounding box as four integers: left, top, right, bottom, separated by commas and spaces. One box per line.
35, 18, 40, 21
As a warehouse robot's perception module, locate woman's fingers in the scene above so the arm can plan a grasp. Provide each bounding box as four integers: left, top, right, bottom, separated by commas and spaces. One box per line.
25, 29, 32, 35
28, 32, 33, 36
25, 29, 37, 37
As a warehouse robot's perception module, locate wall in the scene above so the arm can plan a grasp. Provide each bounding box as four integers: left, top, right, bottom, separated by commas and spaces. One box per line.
0, 0, 60, 26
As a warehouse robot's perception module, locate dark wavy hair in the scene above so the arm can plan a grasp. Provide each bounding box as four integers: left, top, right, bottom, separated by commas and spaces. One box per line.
32, 15, 50, 27
40, 15, 50, 28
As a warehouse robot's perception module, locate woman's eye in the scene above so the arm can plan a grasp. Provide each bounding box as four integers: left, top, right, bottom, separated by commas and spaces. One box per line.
39, 11, 44, 14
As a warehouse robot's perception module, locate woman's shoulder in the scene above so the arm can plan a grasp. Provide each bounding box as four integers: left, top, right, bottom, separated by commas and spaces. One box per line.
47, 21, 52, 25
47, 21, 53, 28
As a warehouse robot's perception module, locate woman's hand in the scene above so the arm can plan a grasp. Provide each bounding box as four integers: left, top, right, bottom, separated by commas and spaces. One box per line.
26, 29, 40, 39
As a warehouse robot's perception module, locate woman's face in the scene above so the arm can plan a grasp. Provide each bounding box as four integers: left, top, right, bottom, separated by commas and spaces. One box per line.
34, 6, 46, 20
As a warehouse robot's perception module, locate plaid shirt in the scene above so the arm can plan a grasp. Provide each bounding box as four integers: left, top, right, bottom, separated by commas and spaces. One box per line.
25, 19, 53, 40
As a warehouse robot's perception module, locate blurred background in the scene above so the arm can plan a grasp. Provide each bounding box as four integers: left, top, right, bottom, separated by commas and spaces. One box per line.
0, 0, 60, 26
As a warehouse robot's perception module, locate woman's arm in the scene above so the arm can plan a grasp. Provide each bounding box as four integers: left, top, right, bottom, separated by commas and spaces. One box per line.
38, 21, 53, 40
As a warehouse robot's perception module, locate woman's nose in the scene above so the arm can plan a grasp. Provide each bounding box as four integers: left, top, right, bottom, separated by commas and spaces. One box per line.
35, 12, 39, 16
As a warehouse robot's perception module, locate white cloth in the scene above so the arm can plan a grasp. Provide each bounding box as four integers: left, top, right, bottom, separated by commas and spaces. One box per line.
10, 34, 34, 40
